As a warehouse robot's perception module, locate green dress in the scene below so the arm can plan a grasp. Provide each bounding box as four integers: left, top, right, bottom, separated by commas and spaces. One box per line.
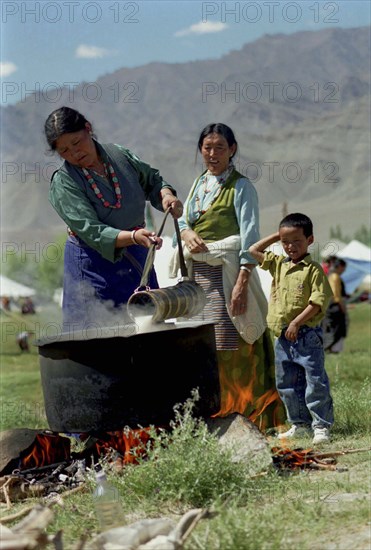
183, 167, 286, 430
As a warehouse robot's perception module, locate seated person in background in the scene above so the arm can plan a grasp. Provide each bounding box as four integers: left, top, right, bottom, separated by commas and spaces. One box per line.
1, 297, 11, 311
16, 331, 31, 352
21, 297, 36, 314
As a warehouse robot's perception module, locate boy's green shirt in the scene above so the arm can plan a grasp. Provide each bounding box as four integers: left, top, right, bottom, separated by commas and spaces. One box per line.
260, 251, 333, 336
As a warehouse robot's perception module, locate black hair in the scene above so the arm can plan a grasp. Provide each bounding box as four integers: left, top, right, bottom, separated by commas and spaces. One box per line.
324, 255, 337, 265
197, 123, 238, 158
44, 106, 91, 150
279, 213, 313, 238
333, 258, 347, 268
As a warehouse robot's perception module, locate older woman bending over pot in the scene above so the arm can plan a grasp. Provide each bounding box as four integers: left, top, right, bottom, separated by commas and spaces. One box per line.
44, 106, 183, 331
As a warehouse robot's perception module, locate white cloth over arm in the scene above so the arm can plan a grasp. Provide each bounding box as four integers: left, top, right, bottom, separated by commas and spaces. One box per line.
169, 235, 268, 344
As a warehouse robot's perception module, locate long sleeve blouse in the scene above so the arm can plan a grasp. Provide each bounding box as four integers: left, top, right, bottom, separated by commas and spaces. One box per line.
49, 142, 175, 262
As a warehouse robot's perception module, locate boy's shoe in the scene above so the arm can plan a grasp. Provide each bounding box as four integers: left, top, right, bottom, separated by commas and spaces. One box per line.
312, 427, 330, 444
277, 424, 312, 439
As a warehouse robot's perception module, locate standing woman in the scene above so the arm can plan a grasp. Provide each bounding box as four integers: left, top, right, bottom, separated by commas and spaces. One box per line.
173, 123, 285, 429
44, 106, 183, 330
322, 258, 349, 353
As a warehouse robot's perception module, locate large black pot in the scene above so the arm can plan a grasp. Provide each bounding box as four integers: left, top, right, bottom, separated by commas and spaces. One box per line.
38, 322, 220, 433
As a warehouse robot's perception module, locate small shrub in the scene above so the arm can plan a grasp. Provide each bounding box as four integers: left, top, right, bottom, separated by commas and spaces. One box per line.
117, 390, 251, 508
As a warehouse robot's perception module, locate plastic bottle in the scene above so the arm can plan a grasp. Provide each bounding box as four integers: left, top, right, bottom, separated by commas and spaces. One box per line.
93, 470, 122, 531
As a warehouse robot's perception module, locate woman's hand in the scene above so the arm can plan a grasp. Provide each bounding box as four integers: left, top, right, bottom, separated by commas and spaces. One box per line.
134, 229, 163, 249
229, 267, 253, 316
230, 280, 248, 317
161, 191, 183, 219
181, 229, 209, 254
116, 229, 162, 249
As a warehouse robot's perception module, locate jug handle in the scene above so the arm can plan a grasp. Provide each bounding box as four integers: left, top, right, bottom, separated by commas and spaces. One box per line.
137, 207, 172, 289
137, 207, 191, 290
173, 217, 189, 279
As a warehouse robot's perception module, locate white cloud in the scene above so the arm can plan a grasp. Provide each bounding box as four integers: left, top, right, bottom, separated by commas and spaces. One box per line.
75, 44, 117, 59
0, 62, 17, 77
175, 21, 228, 38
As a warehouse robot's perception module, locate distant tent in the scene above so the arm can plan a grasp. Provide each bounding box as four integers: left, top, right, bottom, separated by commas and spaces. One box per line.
0, 275, 36, 298
338, 240, 371, 261
337, 240, 371, 295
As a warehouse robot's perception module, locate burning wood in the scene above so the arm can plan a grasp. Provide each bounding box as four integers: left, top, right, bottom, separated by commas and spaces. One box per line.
0, 427, 154, 475
0, 429, 70, 477
93, 428, 153, 466
271, 446, 371, 472
0, 426, 156, 509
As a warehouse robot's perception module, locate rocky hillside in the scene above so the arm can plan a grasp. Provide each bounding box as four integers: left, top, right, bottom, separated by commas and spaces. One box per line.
1, 26, 369, 248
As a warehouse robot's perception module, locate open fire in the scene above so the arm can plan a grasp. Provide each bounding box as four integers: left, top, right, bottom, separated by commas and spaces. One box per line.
21, 433, 70, 471
0, 427, 157, 508
93, 428, 154, 466
0, 427, 162, 479
213, 356, 284, 431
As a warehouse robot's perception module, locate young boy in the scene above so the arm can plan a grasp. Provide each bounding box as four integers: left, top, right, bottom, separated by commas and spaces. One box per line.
249, 213, 334, 444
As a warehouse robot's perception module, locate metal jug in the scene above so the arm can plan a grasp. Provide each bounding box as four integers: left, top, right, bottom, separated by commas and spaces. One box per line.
128, 278, 206, 322
127, 211, 206, 323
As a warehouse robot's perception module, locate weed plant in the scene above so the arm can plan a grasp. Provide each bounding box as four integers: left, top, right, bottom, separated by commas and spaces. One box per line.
117, 390, 256, 509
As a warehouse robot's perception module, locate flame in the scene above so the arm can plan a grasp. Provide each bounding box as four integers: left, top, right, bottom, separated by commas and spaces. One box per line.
248, 388, 281, 423
95, 428, 153, 465
213, 361, 282, 431
271, 446, 316, 469
21, 433, 70, 469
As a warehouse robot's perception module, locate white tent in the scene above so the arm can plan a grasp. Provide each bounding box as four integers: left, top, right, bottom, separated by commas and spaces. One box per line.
337, 240, 371, 295
338, 240, 371, 261
0, 275, 36, 298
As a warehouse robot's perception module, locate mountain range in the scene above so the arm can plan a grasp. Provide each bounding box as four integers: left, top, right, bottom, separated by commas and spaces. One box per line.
1, 26, 370, 251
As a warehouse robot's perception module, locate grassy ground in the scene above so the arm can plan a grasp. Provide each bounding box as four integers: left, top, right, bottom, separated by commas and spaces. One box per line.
0, 303, 370, 549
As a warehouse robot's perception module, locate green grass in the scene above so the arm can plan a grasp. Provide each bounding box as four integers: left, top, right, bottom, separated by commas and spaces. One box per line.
0, 309, 48, 430
0, 303, 370, 549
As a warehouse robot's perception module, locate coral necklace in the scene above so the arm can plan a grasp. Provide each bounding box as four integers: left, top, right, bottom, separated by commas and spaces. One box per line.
82, 162, 122, 209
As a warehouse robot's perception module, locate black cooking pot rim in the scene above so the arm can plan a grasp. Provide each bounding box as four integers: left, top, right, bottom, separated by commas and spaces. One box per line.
36, 319, 216, 347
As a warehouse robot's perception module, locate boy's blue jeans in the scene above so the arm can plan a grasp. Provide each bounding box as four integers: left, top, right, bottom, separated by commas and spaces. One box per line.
275, 326, 334, 429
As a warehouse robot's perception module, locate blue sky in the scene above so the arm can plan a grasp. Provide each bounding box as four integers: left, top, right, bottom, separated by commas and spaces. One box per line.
1, 0, 370, 105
